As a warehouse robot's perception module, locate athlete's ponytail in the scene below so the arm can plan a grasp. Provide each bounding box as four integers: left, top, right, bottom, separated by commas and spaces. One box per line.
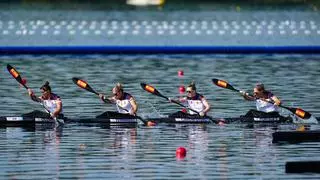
40, 81, 51, 92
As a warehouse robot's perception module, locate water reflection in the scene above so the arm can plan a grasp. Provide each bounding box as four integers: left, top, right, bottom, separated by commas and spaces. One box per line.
1, 124, 63, 179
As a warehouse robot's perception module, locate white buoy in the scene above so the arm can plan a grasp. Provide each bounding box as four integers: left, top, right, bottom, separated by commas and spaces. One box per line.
53, 30, 60, 35
41, 30, 48, 35
29, 30, 35, 35
206, 30, 213, 35
169, 30, 176, 35
81, 30, 88, 35
107, 30, 114, 35
218, 30, 225, 35
182, 30, 189, 35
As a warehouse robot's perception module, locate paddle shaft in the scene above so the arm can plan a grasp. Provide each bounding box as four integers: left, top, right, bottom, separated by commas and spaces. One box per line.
224, 84, 299, 113
160, 95, 199, 114
74, 80, 146, 124
72, 77, 131, 113
7, 64, 56, 118
212, 78, 312, 119
139, 83, 222, 122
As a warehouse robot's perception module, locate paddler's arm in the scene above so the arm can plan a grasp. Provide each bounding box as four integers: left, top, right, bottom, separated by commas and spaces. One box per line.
270, 95, 281, 106
27, 88, 42, 102
200, 97, 210, 116
98, 93, 114, 103
51, 99, 62, 118
168, 97, 187, 103
240, 91, 255, 101
129, 97, 138, 115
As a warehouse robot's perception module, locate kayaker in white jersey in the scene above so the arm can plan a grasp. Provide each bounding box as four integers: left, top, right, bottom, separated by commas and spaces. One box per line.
241, 83, 282, 117
23, 81, 63, 119
169, 81, 210, 118
97, 83, 138, 118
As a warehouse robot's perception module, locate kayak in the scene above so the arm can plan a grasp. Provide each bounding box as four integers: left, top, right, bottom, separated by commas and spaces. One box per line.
272, 130, 320, 143
1, 115, 318, 127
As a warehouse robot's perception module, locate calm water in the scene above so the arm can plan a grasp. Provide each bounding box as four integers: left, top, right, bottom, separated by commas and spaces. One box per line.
0, 55, 320, 179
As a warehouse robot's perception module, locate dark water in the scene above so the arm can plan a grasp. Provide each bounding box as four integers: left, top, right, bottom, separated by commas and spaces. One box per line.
0, 55, 320, 179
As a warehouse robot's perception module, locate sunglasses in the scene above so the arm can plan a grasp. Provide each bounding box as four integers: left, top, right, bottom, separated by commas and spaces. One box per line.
186, 90, 192, 93
41, 90, 48, 93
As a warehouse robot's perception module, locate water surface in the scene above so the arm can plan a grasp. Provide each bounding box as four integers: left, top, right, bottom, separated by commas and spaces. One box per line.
0, 55, 319, 179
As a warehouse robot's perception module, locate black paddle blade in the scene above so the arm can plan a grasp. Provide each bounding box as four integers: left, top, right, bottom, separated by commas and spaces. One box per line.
287, 107, 312, 119
140, 83, 167, 99
72, 77, 98, 95
212, 78, 238, 92
7, 64, 28, 89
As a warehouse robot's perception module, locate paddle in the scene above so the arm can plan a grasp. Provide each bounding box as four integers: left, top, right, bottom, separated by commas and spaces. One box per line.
7, 64, 28, 89
72, 77, 112, 103
7, 64, 63, 123
140, 83, 220, 124
140, 83, 200, 113
73, 77, 148, 125
212, 78, 312, 119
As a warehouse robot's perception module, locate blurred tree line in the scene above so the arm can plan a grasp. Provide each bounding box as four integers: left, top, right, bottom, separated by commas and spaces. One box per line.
0, 0, 318, 11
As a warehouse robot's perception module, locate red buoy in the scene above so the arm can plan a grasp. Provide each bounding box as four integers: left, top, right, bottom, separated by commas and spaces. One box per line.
179, 85, 185, 94
176, 147, 187, 159
178, 70, 184, 77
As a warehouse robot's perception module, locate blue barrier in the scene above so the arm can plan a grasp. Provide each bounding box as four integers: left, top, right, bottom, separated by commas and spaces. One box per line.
1, 46, 320, 54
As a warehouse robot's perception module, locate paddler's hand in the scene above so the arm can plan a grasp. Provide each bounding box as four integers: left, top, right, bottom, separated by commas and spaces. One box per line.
128, 108, 136, 116
168, 97, 172, 102
27, 88, 34, 97
199, 111, 205, 117
239, 90, 248, 97
129, 111, 136, 116
99, 94, 106, 102
50, 112, 57, 119
273, 100, 281, 106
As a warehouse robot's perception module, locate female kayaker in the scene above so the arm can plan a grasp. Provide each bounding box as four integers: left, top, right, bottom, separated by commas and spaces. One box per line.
169, 81, 210, 118
98, 83, 138, 118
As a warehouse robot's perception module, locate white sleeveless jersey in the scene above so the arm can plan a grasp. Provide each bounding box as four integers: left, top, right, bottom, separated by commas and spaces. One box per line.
256, 100, 278, 112
41, 93, 63, 113
187, 93, 205, 115
115, 92, 133, 114
255, 92, 278, 113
